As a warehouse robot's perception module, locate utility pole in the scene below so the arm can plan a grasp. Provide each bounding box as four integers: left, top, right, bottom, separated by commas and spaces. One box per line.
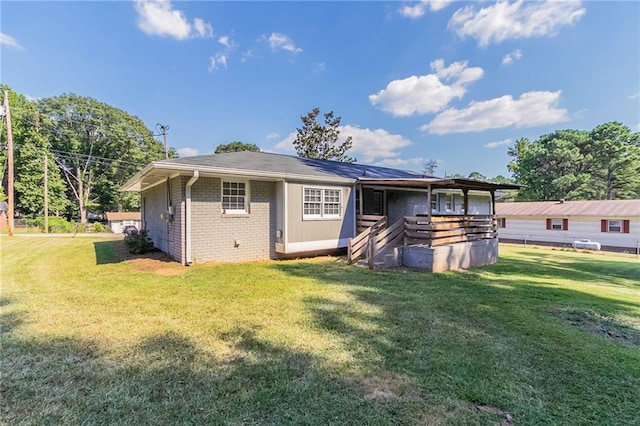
3, 89, 14, 236
156, 123, 170, 159
44, 154, 48, 233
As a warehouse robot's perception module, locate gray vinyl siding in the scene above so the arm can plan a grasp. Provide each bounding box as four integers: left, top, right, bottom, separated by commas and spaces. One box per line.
286, 181, 355, 247
141, 182, 169, 254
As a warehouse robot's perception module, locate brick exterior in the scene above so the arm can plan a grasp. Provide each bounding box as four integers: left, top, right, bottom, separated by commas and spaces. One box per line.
189, 177, 277, 263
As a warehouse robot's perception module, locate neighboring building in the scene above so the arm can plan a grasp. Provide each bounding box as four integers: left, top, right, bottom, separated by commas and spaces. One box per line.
495, 200, 640, 253
122, 151, 518, 268
0, 201, 7, 232
105, 212, 141, 234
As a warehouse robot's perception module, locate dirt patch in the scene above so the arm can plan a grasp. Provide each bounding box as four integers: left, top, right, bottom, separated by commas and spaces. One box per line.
113, 240, 186, 276
473, 404, 514, 425
355, 372, 425, 403
556, 309, 640, 348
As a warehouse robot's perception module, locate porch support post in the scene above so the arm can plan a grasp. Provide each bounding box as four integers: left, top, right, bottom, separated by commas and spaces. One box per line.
462, 189, 469, 216
490, 190, 496, 216
427, 184, 432, 248
357, 182, 363, 216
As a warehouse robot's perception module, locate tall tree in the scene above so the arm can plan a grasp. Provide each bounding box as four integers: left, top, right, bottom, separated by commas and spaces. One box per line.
508, 123, 640, 201
293, 107, 355, 163
215, 141, 260, 153
38, 93, 165, 222
1, 87, 69, 217
587, 122, 640, 199
423, 159, 438, 176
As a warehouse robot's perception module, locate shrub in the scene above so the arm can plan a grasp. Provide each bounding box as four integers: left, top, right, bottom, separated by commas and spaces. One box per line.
124, 230, 157, 254
27, 217, 75, 233
92, 222, 108, 233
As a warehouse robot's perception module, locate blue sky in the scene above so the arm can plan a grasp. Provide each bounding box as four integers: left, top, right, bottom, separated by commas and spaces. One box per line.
2, 1, 639, 178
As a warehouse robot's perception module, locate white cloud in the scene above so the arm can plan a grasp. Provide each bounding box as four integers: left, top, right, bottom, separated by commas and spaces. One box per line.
399, 0, 453, 18
628, 92, 640, 100
267, 32, 302, 53
241, 50, 254, 63
502, 49, 522, 65
484, 138, 512, 148
193, 18, 213, 38
219, 35, 232, 49
369, 59, 484, 117
449, 0, 586, 46
274, 126, 413, 165
421, 91, 568, 134
376, 157, 424, 167
314, 62, 326, 73
177, 147, 199, 157
208, 53, 228, 71
0, 33, 23, 49
134, 0, 213, 40
266, 132, 280, 140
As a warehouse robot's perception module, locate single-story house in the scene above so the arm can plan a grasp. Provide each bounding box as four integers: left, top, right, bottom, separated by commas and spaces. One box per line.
122, 151, 519, 270
105, 212, 141, 234
495, 199, 640, 253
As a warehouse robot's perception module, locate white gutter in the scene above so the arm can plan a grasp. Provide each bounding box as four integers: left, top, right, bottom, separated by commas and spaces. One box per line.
185, 170, 199, 265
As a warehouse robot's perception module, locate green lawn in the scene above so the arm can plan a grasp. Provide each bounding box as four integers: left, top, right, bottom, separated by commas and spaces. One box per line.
1, 237, 639, 425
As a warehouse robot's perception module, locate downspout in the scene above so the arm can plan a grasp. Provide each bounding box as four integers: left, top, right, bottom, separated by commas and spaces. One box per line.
185, 170, 199, 265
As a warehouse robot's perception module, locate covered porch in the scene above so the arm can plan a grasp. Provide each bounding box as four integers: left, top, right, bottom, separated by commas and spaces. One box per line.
348, 177, 519, 271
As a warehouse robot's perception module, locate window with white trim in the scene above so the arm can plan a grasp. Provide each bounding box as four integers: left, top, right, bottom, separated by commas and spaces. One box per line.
445, 194, 455, 211
222, 181, 248, 214
430, 193, 438, 212
303, 187, 341, 219
607, 219, 622, 233
551, 218, 563, 230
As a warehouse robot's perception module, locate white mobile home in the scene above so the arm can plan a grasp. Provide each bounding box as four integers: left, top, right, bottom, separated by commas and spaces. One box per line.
495, 200, 640, 253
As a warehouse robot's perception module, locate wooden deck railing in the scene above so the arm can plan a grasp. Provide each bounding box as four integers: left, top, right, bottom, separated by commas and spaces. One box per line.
404, 215, 496, 247
348, 215, 386, 262
348, 214, 497, 265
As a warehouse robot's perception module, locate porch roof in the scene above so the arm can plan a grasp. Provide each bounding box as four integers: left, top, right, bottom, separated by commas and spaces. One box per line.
357, 178, 521, 192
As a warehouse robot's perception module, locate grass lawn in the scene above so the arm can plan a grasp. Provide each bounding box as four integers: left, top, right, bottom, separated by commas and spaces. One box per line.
1, 237, 639, 425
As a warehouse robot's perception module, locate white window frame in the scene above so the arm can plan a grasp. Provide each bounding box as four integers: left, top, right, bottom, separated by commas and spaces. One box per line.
221, 180, 249, 214
551, 218, 563, 230
303, 187, 342, 220
445, 194, 455, 212
607, 219, 622, 233
430, 193, 439, 212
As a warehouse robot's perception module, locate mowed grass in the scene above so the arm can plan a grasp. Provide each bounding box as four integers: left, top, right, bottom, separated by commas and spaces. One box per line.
1, 237, 639, 425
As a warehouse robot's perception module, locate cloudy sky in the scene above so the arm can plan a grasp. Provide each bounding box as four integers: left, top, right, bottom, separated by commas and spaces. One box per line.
2, 1, 638, 177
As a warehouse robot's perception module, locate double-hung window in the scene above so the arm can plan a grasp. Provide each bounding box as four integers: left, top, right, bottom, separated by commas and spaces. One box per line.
445, 194, 455, 212
602, 219, 629, 233
222, 181, 248, 214
547, 218, 568, 231
303, 187, 341, 219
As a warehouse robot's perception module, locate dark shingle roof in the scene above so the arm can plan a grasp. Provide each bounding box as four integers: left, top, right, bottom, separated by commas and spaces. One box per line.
157, 151, 425, 180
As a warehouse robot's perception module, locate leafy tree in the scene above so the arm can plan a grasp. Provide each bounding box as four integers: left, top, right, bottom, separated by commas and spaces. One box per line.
293, 107, 355, 163
1, 87, 69, 217
468, 171, 487, 181
38, 93, 165, 222
215, 141, 260, 153
423, 159, 438, 176
587, 122, 640, 199
508, 123, 640, 200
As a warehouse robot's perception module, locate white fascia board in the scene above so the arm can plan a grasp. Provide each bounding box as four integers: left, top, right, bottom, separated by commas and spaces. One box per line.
151, 162, 355, 184
124, 161, 356, 192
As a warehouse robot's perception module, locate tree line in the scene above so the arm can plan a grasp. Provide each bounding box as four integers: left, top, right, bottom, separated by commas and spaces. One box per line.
1, 87, 167, 223
2, 86, 638, 227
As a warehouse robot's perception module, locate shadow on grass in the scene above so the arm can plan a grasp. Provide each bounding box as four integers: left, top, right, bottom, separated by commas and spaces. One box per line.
1, 325, 450, 425
93, 240, 179, 266
269, 253, 640, 425
93, 241, 122, 265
